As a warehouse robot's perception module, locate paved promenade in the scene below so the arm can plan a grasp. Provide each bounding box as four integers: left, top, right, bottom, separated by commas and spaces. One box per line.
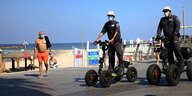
0, 59, 192, 96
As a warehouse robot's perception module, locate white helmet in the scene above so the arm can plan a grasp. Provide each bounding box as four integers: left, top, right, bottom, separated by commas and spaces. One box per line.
162, 6, 172, 12
107, 11, 115, 17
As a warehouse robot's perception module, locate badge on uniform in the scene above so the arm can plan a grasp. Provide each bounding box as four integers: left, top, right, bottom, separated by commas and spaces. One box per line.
169, 19, 173, 22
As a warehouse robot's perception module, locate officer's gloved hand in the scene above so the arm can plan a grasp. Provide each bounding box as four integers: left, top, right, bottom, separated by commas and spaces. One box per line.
173, 32, 178, 39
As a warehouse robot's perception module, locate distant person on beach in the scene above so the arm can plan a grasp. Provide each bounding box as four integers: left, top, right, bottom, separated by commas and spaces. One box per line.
153, 37, 161, 64
95, 11, 124, 75
49, 55, 60, 68
156, 6, 184, 71
34, 31, 52, 78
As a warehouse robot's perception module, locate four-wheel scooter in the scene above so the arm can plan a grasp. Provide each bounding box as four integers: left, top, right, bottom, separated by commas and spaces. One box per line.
147, 37, 192, 86
85, 40, 137, 87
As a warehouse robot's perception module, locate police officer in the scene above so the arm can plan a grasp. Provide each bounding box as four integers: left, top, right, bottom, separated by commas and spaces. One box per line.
95, 11, 124, 75
156, 6, 184, 70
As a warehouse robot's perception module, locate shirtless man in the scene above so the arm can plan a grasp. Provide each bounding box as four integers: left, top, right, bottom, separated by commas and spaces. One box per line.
34, 31, 52, 78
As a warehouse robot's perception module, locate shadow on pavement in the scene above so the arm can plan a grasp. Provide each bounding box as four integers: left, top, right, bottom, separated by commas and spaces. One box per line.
74, 78, 103, 88
64, 78, 145, 96
137, 61, 157, 64
145, 95, 157, 96
137, 77, 190, 86
24, 74, 40, 77
136, 77, 169, 86
74, 78, 85, 83
0, 78, 52, 96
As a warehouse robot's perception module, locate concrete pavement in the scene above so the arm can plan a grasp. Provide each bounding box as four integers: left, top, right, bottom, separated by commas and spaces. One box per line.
0, 59, 192, 96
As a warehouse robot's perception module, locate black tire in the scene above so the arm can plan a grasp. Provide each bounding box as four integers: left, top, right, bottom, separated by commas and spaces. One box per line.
100, 70, 112, 87
85, 70, 98, 86
126, 67, 137, 82
166, 64, 180, 86
146, 64, 161, 85
186, 62, 192, 81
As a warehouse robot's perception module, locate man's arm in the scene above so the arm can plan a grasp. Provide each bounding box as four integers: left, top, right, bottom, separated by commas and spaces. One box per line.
95, 23, 106, 42
96, 33, 103, 42
109, 31, 118, 43
34, 39, 37, 58
157, 18, 163, 37
49, 47, 52, 55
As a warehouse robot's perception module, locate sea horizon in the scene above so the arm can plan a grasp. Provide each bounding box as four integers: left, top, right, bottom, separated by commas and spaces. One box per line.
0, 41, 137, 50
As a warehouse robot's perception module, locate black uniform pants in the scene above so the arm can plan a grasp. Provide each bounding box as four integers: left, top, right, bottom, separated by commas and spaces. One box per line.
168, 37, 184, 68
108, 42, 124, 71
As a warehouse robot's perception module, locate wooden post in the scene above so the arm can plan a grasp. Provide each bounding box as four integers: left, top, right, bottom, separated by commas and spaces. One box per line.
16, 58, 20, 72
25, 58, 27, 69
183, 7, 186, 42
2, 61, 5, 72
12, 58, 15, 71
30, 59, 33, 70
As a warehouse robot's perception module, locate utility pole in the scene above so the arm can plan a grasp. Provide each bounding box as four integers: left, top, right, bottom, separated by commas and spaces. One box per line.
81, 25, 83, 51
183, 7, 186, 42
81, 25, 84, 66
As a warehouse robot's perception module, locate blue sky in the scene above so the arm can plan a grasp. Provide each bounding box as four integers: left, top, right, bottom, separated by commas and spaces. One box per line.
0, 0, 192, 44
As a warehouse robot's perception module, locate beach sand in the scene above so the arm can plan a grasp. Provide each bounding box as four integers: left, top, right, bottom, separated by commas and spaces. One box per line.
4, 50, 75, 70
3, 46, 150, 72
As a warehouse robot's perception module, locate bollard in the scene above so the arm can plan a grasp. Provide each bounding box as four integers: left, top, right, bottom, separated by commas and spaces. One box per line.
87, 41, 89, 50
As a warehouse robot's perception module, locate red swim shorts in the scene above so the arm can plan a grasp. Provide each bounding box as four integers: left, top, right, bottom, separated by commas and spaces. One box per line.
37, 50, 48, 62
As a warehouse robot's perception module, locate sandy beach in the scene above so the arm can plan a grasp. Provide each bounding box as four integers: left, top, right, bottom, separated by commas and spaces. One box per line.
4, 50, 75, 70
2, 46, 151, 72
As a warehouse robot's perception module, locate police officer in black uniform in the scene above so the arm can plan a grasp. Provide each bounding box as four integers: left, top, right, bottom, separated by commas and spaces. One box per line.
95, 11, 124, 75
156, 6, 184, 70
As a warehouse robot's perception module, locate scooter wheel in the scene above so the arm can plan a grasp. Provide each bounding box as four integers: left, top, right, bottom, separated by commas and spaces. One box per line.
126, 67, 137, 82
147, 64, 161, 85
166, 64, 180, 86
100, 70, 112, 87
85, 70, 98, 86
186, 62, 192, 81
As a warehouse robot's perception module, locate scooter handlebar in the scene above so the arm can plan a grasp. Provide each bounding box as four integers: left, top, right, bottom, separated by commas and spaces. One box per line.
93, 40, 113, 46
111, 41, 114, 44
93, 40, 101, 45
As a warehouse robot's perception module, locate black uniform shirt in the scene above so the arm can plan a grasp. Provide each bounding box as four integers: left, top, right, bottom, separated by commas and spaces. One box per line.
101, 20, 121, 42
157, 15, 180, 38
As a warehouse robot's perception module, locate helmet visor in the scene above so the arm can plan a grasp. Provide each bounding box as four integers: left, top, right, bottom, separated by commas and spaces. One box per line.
162, 9, 171, 12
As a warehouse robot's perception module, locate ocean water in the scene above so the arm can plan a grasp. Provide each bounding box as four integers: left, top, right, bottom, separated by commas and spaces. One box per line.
0, 43, 98, 50
0, 42, 135, 50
